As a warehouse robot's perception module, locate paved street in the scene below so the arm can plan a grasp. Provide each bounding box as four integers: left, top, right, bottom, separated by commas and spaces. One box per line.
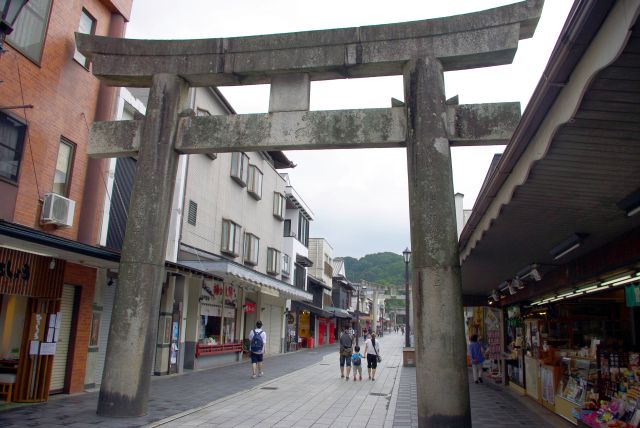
0, 332, 572, 427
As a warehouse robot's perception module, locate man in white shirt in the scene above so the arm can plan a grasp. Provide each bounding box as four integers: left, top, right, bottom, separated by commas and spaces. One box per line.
249, 320, 267, 379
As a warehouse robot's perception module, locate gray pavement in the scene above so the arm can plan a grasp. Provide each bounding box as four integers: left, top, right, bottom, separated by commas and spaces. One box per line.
0, 332, 573, 427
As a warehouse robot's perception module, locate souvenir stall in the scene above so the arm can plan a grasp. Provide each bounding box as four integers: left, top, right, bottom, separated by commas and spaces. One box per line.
500, 283, 640, 427
194, 279, 242, 369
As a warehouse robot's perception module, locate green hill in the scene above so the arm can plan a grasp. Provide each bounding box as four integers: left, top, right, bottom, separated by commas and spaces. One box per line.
342, 252, 405, 287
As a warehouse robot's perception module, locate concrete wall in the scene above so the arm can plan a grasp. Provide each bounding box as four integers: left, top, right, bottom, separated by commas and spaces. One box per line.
181, 90, 287, 280
308, 238, 333, 286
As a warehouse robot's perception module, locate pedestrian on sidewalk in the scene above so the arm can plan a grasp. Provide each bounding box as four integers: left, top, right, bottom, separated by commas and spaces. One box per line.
468, 334, 484, 384
364, 332, 381, 381
339, 328, 353, 380
351, 345, 364, 381
249, 321, 267, 379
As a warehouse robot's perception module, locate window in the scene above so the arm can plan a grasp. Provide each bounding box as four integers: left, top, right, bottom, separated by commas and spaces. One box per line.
298, 213, 310, 247
221, 219, 241, 256
282, 253, 291, 277
0, 112, 26, 182
267, 248, 280, 275
7, 0, 53, 64
230, 152, 249, 186
243, 233, 259, 266
283, 219, 292, 237
53, 138, 74, 196
247, 165, 263, 200
73, 9, 96, 68
294, 264, 306, 290
273, 192, 285, 220
187, 200, 197, 226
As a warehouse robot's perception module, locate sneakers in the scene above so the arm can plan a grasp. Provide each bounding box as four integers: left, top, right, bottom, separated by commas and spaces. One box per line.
474, 380, 479, 384
478, 378, 483, 383
341, 374, 344, 378
252, 374, 257, 379
258, 371, 264, 377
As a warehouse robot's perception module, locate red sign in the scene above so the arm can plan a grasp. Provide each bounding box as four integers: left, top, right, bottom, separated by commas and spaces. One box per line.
244, 302, 256, 313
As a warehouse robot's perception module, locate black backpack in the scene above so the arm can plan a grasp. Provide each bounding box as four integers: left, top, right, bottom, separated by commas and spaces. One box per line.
251, 329, 264, 352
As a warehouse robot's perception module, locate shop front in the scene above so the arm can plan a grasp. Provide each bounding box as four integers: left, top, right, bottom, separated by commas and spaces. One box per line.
191, 279, 242, 370
0, 247, 98, 403
500, 274, 640, 427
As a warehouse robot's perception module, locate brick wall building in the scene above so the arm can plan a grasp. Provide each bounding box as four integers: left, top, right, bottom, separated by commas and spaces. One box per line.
0, 0, 132, 402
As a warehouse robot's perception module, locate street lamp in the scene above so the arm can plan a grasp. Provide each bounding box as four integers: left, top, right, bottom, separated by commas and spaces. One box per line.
355, 282, 367, 346
0, 0, 29, 53
403, 247, 411, 348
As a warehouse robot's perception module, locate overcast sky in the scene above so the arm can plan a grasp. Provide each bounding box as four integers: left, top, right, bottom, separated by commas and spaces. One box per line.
126, 0, 573, 259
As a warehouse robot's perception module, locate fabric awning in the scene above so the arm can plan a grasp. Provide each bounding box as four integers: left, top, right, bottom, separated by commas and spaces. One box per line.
292, 301, 333, 318
324, 306, 352, 319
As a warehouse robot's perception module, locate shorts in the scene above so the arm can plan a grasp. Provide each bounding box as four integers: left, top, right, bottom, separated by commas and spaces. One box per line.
340, 354, 352, 367
251, 352, 264, 363
353, 365, 362, 376
367, 354, 378, 369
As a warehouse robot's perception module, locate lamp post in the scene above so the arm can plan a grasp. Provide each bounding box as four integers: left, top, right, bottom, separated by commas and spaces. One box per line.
355, 281, 367, 345
1, 0, 29, 53
403, 247, 411, 348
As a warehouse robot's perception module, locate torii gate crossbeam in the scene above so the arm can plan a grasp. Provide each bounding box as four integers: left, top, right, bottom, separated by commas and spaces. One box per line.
78, 2, 543, 426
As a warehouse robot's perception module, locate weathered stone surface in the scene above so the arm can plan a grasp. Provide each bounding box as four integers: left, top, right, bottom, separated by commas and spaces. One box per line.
404, 57, 471, 427
448, 102, 520, 146
269, 74, 310, 112
89, 119, 142, 157
97, 74, 189, 417
175, 108, 407, 153
88, 103, 517, 158
75, 0, 543, 87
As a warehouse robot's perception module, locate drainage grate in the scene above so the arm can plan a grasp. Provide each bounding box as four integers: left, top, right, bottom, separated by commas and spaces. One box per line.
370, 392, 388, 396
319, 363, 330, 365
386, 365, 398, 368
261, 386, 278, 390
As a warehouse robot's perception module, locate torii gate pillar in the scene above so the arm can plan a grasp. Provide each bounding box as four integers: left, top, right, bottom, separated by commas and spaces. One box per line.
97, 74, 188, 417
404, 57, 470, 427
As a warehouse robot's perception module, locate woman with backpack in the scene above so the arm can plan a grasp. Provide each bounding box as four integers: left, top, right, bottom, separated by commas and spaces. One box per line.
249, 321, 267, 379
363, 332, 381, 381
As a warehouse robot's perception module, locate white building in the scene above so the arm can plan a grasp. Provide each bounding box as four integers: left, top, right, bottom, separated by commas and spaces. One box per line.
97, 87, 312, 379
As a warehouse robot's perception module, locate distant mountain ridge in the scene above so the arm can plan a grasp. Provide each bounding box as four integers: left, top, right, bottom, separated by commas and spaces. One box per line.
341, 252, 405, 287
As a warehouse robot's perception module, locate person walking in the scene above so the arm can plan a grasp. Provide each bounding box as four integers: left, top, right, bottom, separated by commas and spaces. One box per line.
351, 345, 364, 381
249, 321, 267, 379
339, 328, 353, 380
468, 334, 485, 384
363, 332, 381, 381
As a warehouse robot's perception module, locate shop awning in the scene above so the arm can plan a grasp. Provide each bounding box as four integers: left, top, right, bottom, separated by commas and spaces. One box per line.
293, 301, 333, 318
324, 306, 352, 319
0, 220, 216, 280
307, 274, 331, 290
181, 258, 313, 302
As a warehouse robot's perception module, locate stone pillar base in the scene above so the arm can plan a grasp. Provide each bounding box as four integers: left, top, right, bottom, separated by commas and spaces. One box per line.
403, 347, 416, 367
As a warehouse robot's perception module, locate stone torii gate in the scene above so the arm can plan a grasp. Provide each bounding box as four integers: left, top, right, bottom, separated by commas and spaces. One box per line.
77, 1, 542, 425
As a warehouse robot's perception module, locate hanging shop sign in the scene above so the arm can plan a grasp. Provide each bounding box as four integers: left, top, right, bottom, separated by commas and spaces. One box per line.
200, 279, 223, 305
201, 303, 222, 317
0, 260, 30, 281
224, 283, 237, 307
626, 284, 640, 307
244, 302, 256, 313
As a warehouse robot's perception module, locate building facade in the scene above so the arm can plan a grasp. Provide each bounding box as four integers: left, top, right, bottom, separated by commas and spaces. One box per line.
0, 0, 132, 402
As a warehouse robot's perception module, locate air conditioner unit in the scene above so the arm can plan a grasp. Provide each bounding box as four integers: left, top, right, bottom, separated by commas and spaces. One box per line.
41, 193, 75, 227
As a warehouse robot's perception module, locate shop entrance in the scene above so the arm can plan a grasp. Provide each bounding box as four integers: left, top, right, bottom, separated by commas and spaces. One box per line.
49, 285, 77, 392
